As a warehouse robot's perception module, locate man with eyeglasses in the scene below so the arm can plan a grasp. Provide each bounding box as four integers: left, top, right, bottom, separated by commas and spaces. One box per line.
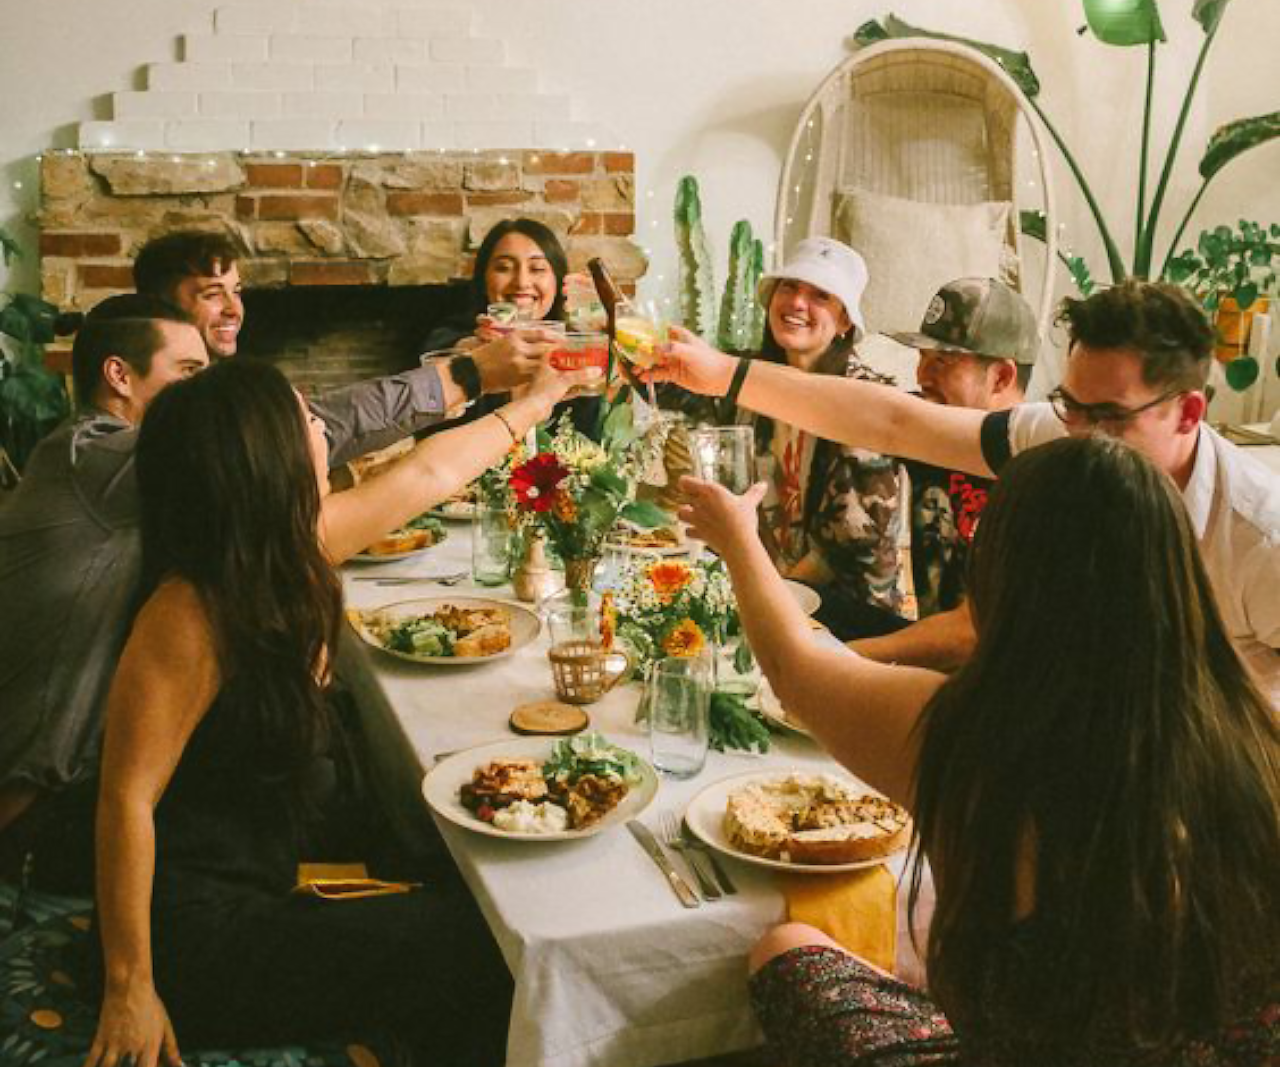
652, 280, 1280, 704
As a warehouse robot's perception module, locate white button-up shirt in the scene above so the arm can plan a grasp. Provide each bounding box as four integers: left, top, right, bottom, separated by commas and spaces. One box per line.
994, 405, 1280, 706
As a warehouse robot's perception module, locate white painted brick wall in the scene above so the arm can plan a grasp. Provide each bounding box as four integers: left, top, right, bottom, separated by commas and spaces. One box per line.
306, 6, 395, 38
454, 121, 533, 150
336, 119, 422, 151
429, 38, 504, 65
185, 34, 269, 64
420, 120, 457, 149
396, 9, 472, 37
269, 35, 353, 64
199, 91, 283, 120
467, 67, 537, 94
396, 65, 465, 93
149, 62, 231, 91
251, 118, 337, 150
283, 91, 364, 119
231, 63, 314, 91
79, 3, 608, 153
366, 93, 444, 121
80, 120, 168, 151
166, 119, 252, 151
315, 64, 394, 93
214, 4, 298, 36
355, 38, 427, 65
114, 91, 199, 120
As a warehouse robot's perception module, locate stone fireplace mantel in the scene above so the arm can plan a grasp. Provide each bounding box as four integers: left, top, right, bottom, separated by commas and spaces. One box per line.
39, 148, 644, 375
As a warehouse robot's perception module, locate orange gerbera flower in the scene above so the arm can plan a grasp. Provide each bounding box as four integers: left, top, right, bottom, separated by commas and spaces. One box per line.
553, 493, 578, 523
646, 560, 693, 603
662, 618, 706, 658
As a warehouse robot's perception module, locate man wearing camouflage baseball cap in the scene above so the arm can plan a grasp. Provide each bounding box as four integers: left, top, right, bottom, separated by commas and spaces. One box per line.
848, 279, 1038, 669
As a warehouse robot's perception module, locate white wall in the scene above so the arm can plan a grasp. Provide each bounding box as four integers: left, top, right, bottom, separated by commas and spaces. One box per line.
2, 0, 1278, 404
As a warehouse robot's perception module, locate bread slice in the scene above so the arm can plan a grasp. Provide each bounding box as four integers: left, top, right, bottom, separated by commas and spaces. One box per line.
454, 622, 511, 658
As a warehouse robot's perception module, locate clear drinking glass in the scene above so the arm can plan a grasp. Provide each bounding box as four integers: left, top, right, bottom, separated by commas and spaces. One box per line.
646, 655, 712, 779
689, 426, 756, 493
471, 503, 513, 587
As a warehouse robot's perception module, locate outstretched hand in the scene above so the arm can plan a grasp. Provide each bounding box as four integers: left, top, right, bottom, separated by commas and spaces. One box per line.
84, 981, 182, 1067
643, 325, 737, 396
472, 328, 560, 394
676, 476, 768, 559
525, 361, 602, 415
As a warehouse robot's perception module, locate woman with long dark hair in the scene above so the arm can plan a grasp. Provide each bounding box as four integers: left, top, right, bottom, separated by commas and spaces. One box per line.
719, 236, 907, 641
425, 217, 601, 437
680, 436, 1278, 1065
84, 358, 591, 1067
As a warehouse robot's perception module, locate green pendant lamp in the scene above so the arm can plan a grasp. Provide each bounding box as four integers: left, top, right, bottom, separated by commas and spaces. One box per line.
1082, 0, 1167, 45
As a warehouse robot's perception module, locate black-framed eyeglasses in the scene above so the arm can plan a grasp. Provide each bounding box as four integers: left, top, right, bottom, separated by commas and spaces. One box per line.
1047, 386, 1183, 428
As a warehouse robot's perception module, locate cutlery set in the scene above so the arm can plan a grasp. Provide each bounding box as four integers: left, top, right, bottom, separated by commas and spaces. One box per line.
628, 815, 736, 906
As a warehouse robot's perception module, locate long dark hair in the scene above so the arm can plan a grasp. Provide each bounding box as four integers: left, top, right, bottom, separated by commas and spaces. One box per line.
469, 217, 568, 321
909, 436, 1279, 1048
135, 360, 343, 780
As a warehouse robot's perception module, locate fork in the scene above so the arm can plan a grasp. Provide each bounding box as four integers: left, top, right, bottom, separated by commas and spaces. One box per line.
660, 811, 721, 901
679, 817, 737, 895
353, 571, 469, 586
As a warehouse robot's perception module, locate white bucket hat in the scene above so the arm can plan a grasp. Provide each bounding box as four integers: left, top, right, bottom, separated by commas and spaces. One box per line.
758, 236, 868, 344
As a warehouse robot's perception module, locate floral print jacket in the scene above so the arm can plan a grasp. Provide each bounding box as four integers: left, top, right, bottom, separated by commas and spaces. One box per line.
749, 347, 907, 619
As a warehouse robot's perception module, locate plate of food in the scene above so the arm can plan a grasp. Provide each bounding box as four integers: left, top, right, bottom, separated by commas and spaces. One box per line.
609, 521, 689, 557
423, 733, 659, 841
754, 678, 813, 739
348, 596, 539, 665
428, 486, 478, 522
351, 513, 448, 563
684, 770, 911, 874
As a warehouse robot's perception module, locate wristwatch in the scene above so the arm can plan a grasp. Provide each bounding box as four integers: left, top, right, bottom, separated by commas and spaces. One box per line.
446, 354, 483, 404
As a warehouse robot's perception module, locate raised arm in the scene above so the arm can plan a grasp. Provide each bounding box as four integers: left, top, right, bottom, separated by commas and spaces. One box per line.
319, 362, 596, 562
678, 476, 944, 807
653, 328, 995, 478
849, 601, 977, 673
87, 580, 221, 1067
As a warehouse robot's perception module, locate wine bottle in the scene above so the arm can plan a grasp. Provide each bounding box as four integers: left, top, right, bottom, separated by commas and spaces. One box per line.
587, 258, 621, 340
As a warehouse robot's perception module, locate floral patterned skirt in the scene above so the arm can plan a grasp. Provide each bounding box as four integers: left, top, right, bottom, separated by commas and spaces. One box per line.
748, 945, 961, 1067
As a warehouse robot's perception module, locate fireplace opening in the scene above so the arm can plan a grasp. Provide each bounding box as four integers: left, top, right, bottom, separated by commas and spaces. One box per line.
238, 283, 469, 396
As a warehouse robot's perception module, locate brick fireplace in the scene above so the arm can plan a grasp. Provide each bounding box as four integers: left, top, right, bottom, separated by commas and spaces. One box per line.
38, 148, 644, 389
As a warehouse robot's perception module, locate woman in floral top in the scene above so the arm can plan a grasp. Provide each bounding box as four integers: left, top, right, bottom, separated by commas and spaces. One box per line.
744, 237, 908, 640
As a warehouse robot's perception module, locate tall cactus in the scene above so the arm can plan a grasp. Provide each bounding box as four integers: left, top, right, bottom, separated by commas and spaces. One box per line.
674, 175, 716, 339
717, 220, 765, 353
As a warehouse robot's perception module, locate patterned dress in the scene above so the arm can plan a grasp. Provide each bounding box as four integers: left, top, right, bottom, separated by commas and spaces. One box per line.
752, 348, 908, 634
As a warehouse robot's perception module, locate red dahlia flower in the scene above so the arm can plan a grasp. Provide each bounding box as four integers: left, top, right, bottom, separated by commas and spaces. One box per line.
511, 454, 569, 513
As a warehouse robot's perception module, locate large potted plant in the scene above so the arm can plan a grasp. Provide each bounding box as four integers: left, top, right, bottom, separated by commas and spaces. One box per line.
1166, 220, 1279, 389
0, 226, 67, 471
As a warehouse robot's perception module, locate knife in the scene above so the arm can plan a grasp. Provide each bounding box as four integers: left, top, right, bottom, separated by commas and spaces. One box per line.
627, 820, 700, 908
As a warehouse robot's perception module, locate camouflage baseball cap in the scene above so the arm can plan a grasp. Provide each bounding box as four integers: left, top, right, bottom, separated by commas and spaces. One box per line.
890, 277, 1040, 365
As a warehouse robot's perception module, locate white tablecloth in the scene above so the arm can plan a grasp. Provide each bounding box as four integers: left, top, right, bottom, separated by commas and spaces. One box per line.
340, 527, 927, 1067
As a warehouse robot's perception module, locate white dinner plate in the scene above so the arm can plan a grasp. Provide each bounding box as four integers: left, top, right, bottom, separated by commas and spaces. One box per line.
350, 541, 447, 564
348, 596, 540, 665
755, 678, 813, 739
423, 736, 659, 842
782, 579, 821, 616
428, 500, 477, 522
683, 769, 906, 874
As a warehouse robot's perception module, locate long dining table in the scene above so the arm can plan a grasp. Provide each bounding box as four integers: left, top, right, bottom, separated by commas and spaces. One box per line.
338, 524, 929, 1067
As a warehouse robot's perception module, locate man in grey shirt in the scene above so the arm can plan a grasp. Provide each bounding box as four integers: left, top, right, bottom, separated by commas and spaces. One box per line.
0, 258, 543, 878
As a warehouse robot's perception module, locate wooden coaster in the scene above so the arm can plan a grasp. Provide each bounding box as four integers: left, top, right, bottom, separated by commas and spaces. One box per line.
509, 701, 589, 737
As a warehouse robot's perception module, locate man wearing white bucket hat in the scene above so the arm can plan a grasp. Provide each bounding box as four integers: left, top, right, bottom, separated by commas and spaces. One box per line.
734, 237, 911, 640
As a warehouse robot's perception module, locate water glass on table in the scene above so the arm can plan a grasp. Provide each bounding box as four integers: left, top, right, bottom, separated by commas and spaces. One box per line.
646, 655, 712, 779
471, 503, 513, 587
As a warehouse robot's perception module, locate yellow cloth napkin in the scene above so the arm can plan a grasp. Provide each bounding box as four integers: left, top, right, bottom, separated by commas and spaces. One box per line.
780, 864, 898, 973
294, 863, 420, 901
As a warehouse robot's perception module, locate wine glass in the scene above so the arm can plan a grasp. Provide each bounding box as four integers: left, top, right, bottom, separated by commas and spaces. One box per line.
613, 299, 663, 409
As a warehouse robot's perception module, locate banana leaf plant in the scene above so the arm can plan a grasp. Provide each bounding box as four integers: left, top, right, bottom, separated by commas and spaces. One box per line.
0, 227, 68, 471
854, 3, 1280, 289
